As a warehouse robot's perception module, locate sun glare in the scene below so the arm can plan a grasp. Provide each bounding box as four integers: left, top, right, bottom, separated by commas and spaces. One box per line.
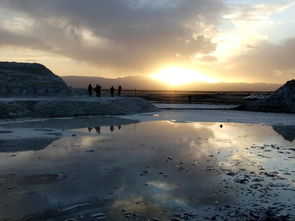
151, 66, 217, 86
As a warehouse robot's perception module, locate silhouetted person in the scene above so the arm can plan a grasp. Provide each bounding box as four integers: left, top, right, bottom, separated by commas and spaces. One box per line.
110, 86, 115, 97
118, 125, 122, 130
88, 84, 93, 96
118, 85, 122, 96
188, 95, 192, 103
95, 126, 101, 134
94, 84, 101, 97
88, 127, 93, 133
110, 125, 114, 132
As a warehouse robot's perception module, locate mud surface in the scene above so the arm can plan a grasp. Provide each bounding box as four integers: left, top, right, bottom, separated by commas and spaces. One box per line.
0, 121, 294, 221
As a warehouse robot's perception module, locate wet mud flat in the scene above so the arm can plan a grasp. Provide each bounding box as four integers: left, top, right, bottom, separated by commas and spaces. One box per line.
0, 119, 294, 221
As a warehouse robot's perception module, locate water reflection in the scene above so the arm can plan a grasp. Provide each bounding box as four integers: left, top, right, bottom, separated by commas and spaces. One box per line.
272, 125, 295, 142
0, 138, 57, 153
86, 125, 123, 134
0, 121, 293, 220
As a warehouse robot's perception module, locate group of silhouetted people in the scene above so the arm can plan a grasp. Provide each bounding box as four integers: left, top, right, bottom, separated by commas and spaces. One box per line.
88, 84, 101, 97
88, 84, 122, 97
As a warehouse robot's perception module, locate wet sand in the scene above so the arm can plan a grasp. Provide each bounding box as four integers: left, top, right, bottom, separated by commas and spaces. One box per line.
0, 116, 294, 220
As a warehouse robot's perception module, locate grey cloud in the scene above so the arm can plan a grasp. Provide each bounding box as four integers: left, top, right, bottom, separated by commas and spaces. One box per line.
0, 29, 50, 50
0, 0, 223, 74
222, 38, 295, 82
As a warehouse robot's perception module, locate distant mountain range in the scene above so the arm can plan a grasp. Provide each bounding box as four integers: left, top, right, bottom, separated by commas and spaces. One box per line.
62, 75, 281, 91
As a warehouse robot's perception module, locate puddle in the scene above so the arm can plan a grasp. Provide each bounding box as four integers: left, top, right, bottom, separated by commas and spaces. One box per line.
0, 121, 294, 220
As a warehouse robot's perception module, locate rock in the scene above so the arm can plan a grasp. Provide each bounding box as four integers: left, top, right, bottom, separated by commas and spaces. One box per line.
0, 62, 72, 97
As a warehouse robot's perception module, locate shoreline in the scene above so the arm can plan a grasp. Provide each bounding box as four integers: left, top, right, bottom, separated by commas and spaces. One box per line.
120, 109, 295, 126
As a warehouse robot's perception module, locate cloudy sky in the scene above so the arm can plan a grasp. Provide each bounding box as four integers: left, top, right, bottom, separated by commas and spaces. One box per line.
0, 0, 294, 84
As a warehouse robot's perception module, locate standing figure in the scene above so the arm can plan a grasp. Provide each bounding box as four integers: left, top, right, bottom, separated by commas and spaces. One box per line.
95, 126, 101, 134
88, 84, 93, 97
110, 86, 115, 97
118, 85, 122, 96
188, 95, 192, 103
94, 84, 102, 97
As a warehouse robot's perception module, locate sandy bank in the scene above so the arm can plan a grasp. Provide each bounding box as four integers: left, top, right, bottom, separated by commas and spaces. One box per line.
0, 97, 157, 119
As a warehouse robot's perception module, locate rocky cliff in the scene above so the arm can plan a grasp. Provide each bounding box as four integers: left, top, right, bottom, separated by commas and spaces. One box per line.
238, 80, 295, 113
0, 62, 72, 97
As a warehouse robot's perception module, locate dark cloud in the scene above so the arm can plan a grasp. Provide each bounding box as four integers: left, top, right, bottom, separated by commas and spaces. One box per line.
0, 0, 223, 74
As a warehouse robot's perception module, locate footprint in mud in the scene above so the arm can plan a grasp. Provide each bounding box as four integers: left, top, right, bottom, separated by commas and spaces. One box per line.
22, 173, 65, 185
0, 173, 65, 190
0, 130, 13, 134
45, 132, 62, 136
34, 129, 54, 132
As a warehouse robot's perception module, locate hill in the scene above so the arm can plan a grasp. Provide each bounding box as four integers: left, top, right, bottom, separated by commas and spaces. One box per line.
62, 75, 280, 91
0, 62, 71, 97
238, 79, 295, 113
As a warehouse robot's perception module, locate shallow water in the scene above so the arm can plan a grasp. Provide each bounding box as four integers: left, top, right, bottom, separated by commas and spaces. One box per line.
0, 120, 294, 220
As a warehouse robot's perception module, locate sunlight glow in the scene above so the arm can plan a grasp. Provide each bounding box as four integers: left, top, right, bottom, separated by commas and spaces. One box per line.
151, 66, 218, 86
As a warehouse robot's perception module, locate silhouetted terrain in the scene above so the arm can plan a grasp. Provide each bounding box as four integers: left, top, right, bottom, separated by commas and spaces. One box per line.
62, 75, 281, 91
0, 62, 71, 97
239, 79, 295, 113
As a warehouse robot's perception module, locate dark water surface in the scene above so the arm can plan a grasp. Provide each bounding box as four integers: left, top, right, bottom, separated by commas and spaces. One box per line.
0, 121, 294, 220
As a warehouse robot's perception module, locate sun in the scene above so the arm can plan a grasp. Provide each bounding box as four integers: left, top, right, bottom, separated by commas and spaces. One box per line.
150, 66, 217, 86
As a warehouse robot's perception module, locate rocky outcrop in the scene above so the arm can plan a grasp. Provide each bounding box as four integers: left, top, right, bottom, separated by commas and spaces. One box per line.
237, 80, 295, 113
0, 97, 157, 119
0, 62, 72, 97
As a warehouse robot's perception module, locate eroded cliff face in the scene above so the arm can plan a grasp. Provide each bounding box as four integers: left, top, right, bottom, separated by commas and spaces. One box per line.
0, 62, 72, 97
238, 80, 295, 113
271, 79, 295, 105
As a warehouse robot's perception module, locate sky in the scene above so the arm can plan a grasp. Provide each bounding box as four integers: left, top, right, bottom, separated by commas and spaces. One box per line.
0, 0, 294, 85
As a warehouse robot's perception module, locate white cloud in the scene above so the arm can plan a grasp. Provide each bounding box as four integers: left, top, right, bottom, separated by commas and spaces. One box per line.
0, 15, 34, 34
